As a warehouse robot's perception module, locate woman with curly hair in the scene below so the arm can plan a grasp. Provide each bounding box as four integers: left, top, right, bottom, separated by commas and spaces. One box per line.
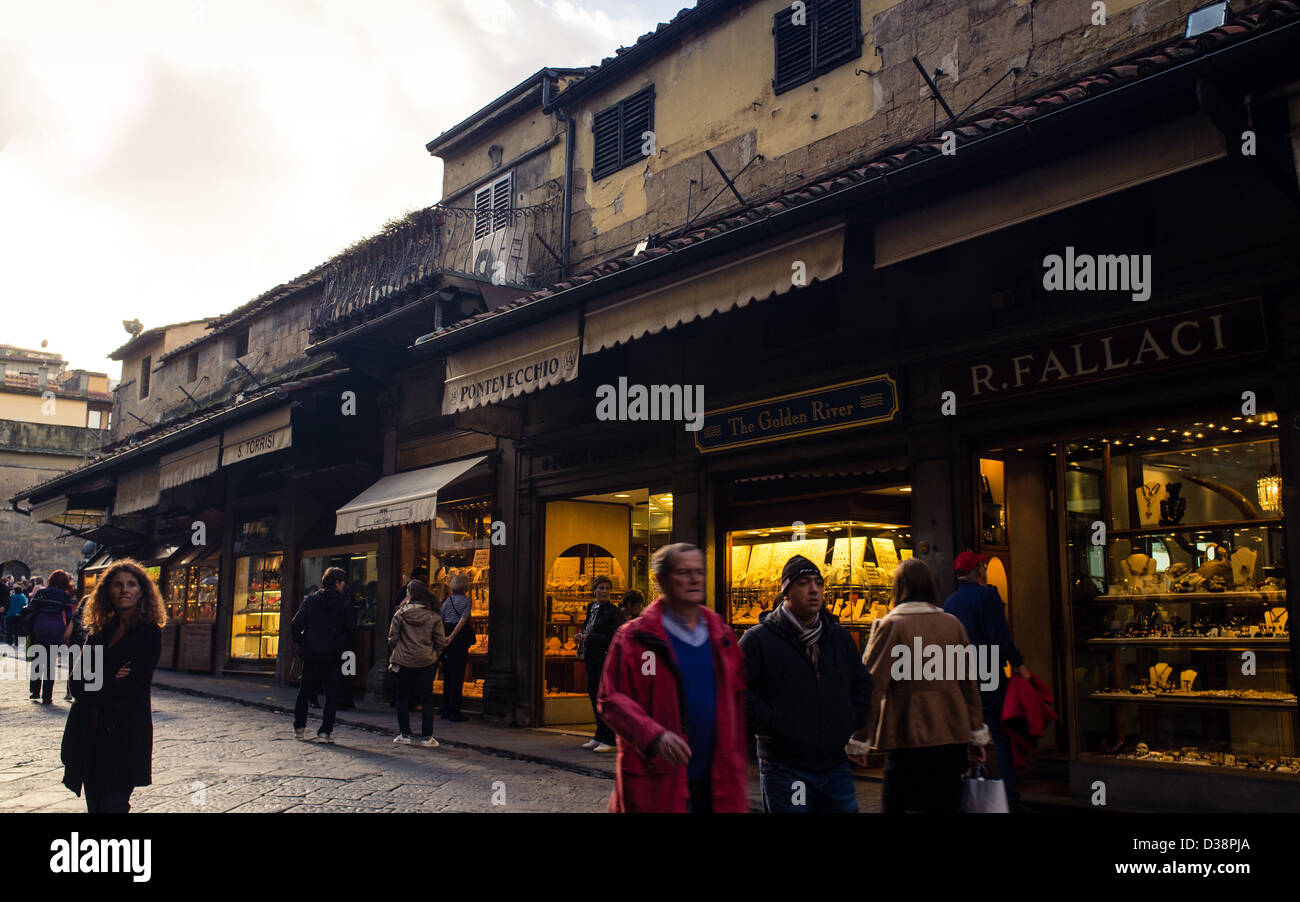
60, 559, 165, 813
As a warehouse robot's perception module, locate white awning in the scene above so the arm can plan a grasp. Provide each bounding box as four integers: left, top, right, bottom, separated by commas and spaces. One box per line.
335, 455, 487, 535
159, 435, 221, 491
442, 311, 580, 415
221, 404, 293, 467
30, 496, 69, 525
114, 464, 160, 515
582, 223, 844, 355
874, 114, 1226, 267
30, 496, 105, 530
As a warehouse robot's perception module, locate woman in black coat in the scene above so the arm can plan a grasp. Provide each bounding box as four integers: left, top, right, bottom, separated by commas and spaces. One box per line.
61, 559, 165, 813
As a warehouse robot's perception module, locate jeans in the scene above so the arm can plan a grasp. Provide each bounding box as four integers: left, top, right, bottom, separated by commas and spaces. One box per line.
759, 759, 859, 813
982, 691, 1018, 806
294, 658, 341, 735
84, 782, 134, 813
585, 651, 615, 745
395, 664, 436, 738
882, 744, 967, 813
439, 642, 468, 717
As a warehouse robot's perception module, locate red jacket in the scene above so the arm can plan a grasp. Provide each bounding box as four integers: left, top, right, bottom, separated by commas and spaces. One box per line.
1000, 672, 1058, 768
597, 599, 749, 813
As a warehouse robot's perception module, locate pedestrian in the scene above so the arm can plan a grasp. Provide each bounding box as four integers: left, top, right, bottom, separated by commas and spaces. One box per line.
290, 567, 352, 743
619, 588, 645, 620
943, 550, 1031, 809
846, 558, 989, 813
27, 570, 77, 704
65, 595, 90, 701
740, 554, 871, 813
598, 543, 749, 813
437, 573, 474, 722
60, 559, 165, 813
387, 580, 446, 748
575, 575, 625, 752
4, 580, 28, 647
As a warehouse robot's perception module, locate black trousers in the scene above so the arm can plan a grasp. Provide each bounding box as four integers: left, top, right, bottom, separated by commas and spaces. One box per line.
294, 658, 341, 734
439, 643, 469, 717
396, 664, 436, 738
882, 744, 967, 813
28, 643, 60, 702
84, 782, 134, 813
687, 778, 713, 814
585, 651, 615, 745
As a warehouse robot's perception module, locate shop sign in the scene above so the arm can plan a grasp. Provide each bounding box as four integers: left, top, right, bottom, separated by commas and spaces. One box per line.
942, 299, 1266, 406
694, 374, 899, 453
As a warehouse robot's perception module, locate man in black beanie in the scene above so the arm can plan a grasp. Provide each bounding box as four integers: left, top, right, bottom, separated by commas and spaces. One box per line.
739, 553, 871, 813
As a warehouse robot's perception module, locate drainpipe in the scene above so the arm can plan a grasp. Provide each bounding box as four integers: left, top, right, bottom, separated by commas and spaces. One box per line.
543, 72, 574, 278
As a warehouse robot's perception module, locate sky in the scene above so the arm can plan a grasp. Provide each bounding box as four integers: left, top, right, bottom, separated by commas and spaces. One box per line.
0, 0, 690, 378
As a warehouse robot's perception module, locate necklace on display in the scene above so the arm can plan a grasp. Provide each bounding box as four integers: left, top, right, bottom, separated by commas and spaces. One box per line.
1139, 483, 1161, 519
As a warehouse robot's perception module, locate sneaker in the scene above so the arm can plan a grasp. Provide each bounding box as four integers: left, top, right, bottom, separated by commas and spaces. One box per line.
592, 743, 615, 753
419, 737, 440, 748
316, 733, 334, 744
294, 728, 306, 740
581, 739, 600, 750
393, 734, 411, 745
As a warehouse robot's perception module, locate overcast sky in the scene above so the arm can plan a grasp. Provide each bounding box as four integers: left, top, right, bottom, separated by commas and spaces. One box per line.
0, 0, 688, 377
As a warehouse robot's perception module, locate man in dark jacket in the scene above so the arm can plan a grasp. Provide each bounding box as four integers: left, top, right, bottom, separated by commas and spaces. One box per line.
943, 551, 1030, 808
28, 571, 77, 704
290, 567, 352, 742
740, 554, 871, 813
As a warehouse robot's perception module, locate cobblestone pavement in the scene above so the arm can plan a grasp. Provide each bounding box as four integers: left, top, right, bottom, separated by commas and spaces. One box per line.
0, 681, 613, 813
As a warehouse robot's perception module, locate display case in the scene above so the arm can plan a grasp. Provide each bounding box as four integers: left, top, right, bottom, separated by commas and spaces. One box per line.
724, 519, 912, 652
1067, 414, 1296, 777
229, 553, 282, 662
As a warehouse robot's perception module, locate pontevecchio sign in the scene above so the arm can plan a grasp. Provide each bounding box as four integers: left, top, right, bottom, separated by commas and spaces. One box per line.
942, 299, 1266, 406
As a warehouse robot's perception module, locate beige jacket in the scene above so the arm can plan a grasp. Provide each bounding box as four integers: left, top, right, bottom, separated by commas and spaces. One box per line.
847, 602, 988, 753
387, 601, 446, 668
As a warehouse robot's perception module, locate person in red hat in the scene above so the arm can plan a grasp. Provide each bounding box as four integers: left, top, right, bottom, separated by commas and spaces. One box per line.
943, 550, 1030, 808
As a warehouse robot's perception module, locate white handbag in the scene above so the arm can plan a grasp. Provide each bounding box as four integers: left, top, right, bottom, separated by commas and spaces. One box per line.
961, 765, 1009, 813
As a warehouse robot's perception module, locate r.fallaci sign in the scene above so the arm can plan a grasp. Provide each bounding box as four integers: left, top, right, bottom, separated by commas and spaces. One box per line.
942, 299, 1266, 406
695, 374, 899, 453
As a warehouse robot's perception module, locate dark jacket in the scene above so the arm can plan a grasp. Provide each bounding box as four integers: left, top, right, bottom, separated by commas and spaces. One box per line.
579, 600, 626, 663
740, 605, 871, 771
61, 620, 163, 795
29, 587, 76, 645
291, 588, 353, 663
943, 581, 1024, 687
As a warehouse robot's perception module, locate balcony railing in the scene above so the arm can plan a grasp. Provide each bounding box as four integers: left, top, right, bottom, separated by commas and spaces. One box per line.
311, 197, 563, 340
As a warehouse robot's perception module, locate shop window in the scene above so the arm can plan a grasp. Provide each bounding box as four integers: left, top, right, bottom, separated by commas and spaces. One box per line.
1064, 413, 1295, 776
772, 0, 862, 95
229, 553, 282, 662
541, 490, 672, 724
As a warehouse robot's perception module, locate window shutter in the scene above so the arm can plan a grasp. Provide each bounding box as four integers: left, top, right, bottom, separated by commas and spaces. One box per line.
814, 0, 860, 69
773, 7, 813, 92
492, 174, 512, 232
619, 87, 654, 168
474, 184, 492, 239
592, 104, 622, 179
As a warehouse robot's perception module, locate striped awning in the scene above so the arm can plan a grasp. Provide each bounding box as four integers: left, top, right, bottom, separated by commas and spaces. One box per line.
114, 465, 161, 515
159, 435, 221, 491
335, 455, 486, 534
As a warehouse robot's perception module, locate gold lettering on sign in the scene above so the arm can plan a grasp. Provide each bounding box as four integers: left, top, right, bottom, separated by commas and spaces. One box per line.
1170, 320, 1201, 356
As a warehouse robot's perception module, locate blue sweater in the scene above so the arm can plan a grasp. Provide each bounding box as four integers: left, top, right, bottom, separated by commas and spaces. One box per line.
667, 632, 716, 781
943, 581, 1024, 683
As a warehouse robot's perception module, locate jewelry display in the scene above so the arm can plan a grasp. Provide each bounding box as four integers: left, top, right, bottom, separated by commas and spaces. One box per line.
1149, 662, 1174, 689
1135, 481, 1166, 526
1230, 547, 1258, 589
1159, 482, 1186, 525
1179, 669, 1197, 692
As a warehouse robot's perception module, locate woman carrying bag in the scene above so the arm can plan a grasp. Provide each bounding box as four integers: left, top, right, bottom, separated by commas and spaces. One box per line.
388, 580, 446, 748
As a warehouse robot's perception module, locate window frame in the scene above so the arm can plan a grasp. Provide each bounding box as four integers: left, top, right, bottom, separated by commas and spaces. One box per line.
474, 172, 513, 239
139, 355, 151, 400
591, 85, 656, 182
772, 0, 864, 95
230, 328, 249, 360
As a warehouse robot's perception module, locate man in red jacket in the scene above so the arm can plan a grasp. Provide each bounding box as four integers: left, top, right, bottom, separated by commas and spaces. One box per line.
598, 543, 749, 813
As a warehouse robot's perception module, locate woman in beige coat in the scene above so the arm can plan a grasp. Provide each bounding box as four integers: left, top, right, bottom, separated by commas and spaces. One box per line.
847, 558, 989, 812
388, 580, 446, 748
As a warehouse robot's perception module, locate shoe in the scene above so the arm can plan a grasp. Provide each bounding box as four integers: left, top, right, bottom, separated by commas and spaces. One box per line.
420, 737, 440, 748
393, 734, 411, 745
581, 739, 600, 750
40, 700, 53, 706
294, 728, 306, 740
316, 733, 333, 744
592, 743, 615, 753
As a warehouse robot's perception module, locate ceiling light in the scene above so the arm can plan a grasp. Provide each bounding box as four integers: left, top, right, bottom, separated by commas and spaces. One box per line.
614, 494, 630, 498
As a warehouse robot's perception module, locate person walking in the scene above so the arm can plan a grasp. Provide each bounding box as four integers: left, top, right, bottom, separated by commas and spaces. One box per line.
5, 580, 29, 647
598, 543, 749, 813
290, 567, 352, 743
741, 554, 871, 813
60, 560, 165, 813
576, 575, 625, 752
27, 571, 77, 704
437, 573, 474, 722
847, 557, 989, 813
944, 550, 1030, 809
387, 580, 446, 748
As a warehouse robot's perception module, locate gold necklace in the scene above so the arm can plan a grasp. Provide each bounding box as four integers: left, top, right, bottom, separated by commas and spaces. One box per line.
1139, 483, 1161, 518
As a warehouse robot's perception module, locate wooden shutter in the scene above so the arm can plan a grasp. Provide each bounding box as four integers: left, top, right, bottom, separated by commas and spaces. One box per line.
814, 0, 860, 69
619, 86, 654, 168
492, 174, 512, 232
592, 104, 622, 179
773, 6, 813, 92
474, 184, 492, 238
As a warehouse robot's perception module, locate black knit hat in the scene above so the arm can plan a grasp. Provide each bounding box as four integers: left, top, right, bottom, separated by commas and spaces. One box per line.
780, 554, 822, 595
